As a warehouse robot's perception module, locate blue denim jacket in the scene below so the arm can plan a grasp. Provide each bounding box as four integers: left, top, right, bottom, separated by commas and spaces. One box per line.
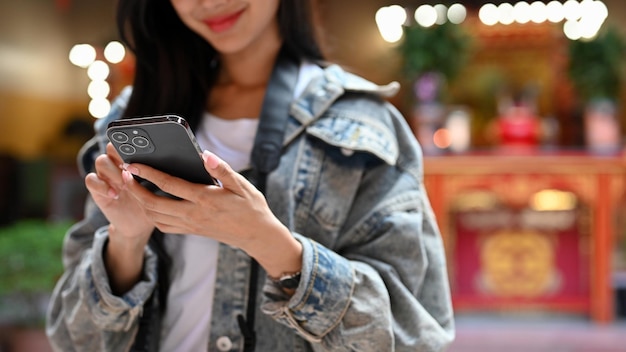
46, 64, 455, 351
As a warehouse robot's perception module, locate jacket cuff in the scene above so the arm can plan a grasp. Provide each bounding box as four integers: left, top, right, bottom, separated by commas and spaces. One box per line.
79, 226, 158, 331
262, 234, 354, 341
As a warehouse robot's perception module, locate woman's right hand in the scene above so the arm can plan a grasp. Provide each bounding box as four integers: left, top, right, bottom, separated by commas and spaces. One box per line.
85, 143, 155, 294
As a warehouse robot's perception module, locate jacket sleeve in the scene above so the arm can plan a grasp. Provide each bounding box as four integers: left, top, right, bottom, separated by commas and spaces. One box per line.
261, 102, 455, 351
45, 88, 159, 351
45, 199, 158, 351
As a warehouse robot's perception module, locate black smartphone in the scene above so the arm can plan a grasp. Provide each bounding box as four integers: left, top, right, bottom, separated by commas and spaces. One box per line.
106, 115, 218, 197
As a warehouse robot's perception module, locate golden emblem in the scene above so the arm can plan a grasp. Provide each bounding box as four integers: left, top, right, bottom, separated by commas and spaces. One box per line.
479, 230, 559, 297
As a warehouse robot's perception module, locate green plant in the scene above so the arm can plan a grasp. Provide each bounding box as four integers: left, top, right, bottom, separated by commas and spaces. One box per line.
399, 21, 472, 85
0, 219, 69, 295
0, 219, 70, 326
568, 26, 626, 103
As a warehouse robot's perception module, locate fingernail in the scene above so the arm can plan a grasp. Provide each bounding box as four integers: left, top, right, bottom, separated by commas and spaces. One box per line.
122, 170, 134, 183
122, 163, 139, 175
202, 150, 219, 169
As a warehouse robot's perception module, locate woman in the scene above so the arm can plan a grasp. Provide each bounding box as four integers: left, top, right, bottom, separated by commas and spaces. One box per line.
46, 0, 455, 351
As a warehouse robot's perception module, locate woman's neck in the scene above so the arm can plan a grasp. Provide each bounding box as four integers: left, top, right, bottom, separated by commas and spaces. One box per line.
208, 39, 283, 119
217, 37, 282, 89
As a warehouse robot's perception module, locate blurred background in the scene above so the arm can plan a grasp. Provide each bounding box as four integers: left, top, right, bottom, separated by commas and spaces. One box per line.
1, 0, 626, 351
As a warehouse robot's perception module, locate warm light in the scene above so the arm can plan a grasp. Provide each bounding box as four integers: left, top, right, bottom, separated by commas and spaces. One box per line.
580, 0, 608, 26
479, 3, 499, 26
433, 128, 452, 149
68, 44, 96, 68
530, 190, 577, 211
546, 0, 565, 23
589, 0, 609, 21
578, 19, 601, 40
374, 1, 609, 44
513, 1, 532, 24
529, 1, 548, 23
415, 5, 438, 28
375, 5, 407, 43
104, 41, 126, 64
574, 1, 607, 40
89, 98, 111, 118
447, 4, 467, 24
87, 60, 110, 81
498, 3, 515, 25
446, 109, 471, 153
434, 4, 448, 25
87, 80, 111, 100
563, 19, 582, 40
563, 0, 581, 21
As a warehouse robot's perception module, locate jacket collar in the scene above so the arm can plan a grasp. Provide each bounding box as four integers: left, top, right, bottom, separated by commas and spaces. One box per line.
290, 64, 400, 127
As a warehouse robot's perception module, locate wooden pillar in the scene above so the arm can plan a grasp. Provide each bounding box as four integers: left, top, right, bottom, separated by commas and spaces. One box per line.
592, 173, 614, 323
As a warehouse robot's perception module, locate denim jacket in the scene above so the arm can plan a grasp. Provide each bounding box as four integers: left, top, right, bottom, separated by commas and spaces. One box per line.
46, 64, 455, 352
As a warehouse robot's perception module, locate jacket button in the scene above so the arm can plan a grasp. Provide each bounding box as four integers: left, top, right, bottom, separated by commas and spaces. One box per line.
216, 336, 233, 351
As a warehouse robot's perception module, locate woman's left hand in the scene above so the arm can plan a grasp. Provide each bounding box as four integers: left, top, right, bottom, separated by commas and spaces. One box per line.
121, 150, 302, 278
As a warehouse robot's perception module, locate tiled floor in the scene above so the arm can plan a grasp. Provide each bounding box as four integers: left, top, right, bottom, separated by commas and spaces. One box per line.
449, 314, 626, 352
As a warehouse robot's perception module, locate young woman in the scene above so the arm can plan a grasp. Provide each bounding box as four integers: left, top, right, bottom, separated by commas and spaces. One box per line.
46, 0, 455, 351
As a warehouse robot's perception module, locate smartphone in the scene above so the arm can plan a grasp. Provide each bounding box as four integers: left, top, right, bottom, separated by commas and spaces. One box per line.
106, 115, 218, 197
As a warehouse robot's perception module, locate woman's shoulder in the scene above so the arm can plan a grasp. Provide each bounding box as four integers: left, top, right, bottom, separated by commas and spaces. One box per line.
321, 64, 400, 99
318, 65, 405, 128
296, 63, 402, 120
298, 65, 414, 166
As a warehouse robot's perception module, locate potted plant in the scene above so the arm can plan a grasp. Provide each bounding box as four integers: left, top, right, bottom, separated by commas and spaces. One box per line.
567, 26, 626, 153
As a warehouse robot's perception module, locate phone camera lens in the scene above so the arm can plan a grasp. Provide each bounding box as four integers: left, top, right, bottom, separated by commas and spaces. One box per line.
119, 144, 136, 155
132, 136, 150, 148
111, 132, 129, 143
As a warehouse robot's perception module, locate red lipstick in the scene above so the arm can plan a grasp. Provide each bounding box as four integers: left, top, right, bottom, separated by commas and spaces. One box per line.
204, 9, 245, 33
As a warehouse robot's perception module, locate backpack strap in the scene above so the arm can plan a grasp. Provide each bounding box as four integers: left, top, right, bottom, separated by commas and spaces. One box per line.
237, 50, 300, 352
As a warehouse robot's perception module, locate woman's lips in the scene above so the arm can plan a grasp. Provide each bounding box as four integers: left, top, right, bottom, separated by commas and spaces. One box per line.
203, 9, 245, 33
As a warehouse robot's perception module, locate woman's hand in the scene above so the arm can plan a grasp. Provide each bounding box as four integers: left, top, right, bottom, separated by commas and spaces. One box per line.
86, 143, 155, 241
85, 143, 155, 294
122, 150, 302, 279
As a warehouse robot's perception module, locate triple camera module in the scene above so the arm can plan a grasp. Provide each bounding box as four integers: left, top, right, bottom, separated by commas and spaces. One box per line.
110, 129, 155, 155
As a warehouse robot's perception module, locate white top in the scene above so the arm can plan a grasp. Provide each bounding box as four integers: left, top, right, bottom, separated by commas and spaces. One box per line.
159, 62, 323, 351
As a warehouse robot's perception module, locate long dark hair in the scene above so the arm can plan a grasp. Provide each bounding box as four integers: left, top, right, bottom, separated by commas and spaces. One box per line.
116, 0, 325, 130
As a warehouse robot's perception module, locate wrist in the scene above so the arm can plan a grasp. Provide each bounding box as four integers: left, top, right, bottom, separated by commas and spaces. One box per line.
248, 224, 302, 280
108, 224, 151, 249
104, 225, 150, 295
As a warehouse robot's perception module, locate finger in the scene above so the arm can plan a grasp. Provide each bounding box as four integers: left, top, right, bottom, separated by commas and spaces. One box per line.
94, 153, 124, 188
122, 163, 200, 201
120, 169, 168, 211
106, 142, 124, 166
147, 212, 188, 234
201, 150, 246, 196
122, 170, 195, 225
85, 172, 119, 200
